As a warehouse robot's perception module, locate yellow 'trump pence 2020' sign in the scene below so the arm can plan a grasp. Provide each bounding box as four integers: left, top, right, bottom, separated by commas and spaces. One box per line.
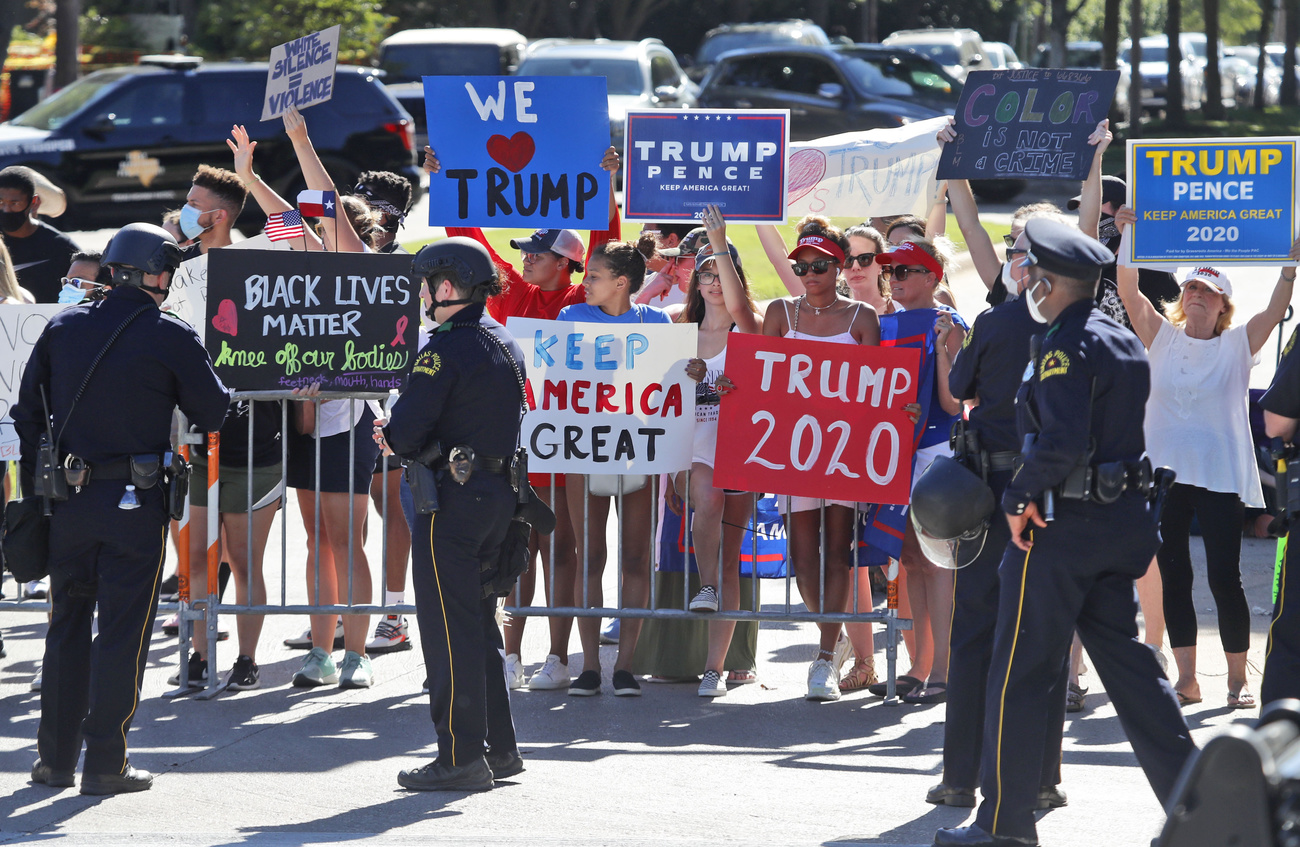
1127, 137, 1299, 265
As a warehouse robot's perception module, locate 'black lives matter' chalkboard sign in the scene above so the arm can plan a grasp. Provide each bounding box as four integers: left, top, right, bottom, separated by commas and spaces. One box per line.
205, 249, 419, 392
936, 68, 1119, 181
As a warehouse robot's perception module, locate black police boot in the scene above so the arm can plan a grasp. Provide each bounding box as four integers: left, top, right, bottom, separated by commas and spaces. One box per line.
934, 825, 1037, 847
397, 756, 493, 792
31, 758, 75, 788
926, 783, 976, 807
81, 765, 153, 795
485, 748, 525, 780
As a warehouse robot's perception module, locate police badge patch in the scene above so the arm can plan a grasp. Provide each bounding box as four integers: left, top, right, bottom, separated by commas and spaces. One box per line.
1040, 350, 1071, 379
413, 350, 441, 377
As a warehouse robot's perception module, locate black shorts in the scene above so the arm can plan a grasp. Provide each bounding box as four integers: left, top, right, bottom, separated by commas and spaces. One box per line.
286, 405, 380, 494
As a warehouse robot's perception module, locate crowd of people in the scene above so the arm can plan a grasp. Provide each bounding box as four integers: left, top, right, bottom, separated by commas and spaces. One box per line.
2, 106, 1297, 822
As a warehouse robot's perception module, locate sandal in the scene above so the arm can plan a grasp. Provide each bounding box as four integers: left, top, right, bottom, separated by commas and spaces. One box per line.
1227, 689, 1256, 709
1176, 691, 1202, 708
727, 669, 757, 685
902, 681, 948, 704
1066, 682, 1087, 713
840, 659, 878, 691
868, 674, 923, 698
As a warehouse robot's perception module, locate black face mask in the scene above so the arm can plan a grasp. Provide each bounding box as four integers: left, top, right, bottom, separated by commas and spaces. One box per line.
0, 206, 30, 233
1099, 215, 1121, 254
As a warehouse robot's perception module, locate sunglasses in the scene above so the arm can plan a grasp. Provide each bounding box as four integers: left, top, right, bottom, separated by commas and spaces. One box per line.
1003, 234, 1018, 247
791, 258, 838, 276
844, 252, 878, 267
697, 271, 722, 286
61, 277, 100, 288
891, 265, 933, 281
1006, 248, 1028, 259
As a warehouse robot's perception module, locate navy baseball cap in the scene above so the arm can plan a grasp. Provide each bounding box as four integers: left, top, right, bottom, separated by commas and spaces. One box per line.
696, 237, 741, 269
1067, 175, 1127, 210
1024, 218, 1113, 279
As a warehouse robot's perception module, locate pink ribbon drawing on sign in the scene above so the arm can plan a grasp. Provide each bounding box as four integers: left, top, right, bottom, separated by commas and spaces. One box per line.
392, 315, 408, 346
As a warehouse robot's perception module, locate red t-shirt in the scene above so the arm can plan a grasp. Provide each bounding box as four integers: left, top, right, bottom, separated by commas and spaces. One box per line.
444, 208, 622, 486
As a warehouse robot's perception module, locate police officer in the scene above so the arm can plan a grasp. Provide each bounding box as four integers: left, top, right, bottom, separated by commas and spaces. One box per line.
378, 236, 524, 792
16, 222, 230, 795
926, 224, 1069, 812
1260, 325, 1300, 706
936, 218, 1195, 847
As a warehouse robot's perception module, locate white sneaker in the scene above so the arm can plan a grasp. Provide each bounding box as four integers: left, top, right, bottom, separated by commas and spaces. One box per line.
31, 665, 42, 692
23, 579, 48, 600
698, 670, 727, 697
1149, 644, 1170, 675
807, 658, 841, 701
366, 615, 412, 654
504, 653, 525, 690
338, 651, 374, 689
833, 632, 854, 676
527, 654, 571, 690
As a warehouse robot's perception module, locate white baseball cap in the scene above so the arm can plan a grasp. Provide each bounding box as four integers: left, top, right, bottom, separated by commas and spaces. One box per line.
509, 229, 585, 265
1181, 266, 1232, 297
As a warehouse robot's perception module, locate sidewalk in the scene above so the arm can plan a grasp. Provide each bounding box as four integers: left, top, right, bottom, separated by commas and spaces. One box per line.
0, 507, 1280, 846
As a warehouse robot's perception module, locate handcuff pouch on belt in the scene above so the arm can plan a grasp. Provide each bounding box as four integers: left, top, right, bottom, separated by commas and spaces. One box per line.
1057, 454, 1153, 505
950, 420, 988, 481
404, 440, 443, 515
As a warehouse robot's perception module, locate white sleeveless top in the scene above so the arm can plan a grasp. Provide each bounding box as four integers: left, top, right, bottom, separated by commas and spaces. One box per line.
1144, 321, 1263, 507
783, 298, 861, 343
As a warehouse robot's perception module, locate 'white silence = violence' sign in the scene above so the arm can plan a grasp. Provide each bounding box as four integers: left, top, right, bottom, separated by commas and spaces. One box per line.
262, 25, 341, 121
507, 317, 696, 474
0, 304, 72, 460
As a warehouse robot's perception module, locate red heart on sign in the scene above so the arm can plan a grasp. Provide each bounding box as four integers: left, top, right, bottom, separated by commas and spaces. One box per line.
787, 148, 828, 206
212, 298, 238, 337
486, 132, 536, 172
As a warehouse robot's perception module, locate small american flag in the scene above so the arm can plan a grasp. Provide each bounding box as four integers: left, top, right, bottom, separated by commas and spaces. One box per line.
264, 210, 303, 242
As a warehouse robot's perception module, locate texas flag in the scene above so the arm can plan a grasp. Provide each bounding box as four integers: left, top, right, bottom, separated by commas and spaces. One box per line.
297, 189, 336, 218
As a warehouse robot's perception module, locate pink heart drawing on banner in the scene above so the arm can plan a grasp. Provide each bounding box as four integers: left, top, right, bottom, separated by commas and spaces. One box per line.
212, 299, 238, 336
787, 148, 828, 206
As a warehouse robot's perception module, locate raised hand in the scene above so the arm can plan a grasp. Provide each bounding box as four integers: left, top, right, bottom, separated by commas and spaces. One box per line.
226, 125, 257, 180
701, 203, 727, 243
282, 106, 308, 142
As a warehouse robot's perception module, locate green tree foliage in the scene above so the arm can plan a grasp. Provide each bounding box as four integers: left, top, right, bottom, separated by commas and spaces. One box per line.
192, 0, 394, 61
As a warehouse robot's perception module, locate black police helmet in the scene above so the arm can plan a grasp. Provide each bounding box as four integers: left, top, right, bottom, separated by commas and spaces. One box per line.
910, 455, 997, 570
102, 222, 184, 277
413, 237, 498, 289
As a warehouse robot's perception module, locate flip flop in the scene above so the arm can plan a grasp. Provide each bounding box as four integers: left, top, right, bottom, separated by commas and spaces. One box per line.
868, 674, 923, 698
902, 681, 948, 704
1227, 690, 1256, 709
727, 670, 758, 685
1177, 691, 1202, 708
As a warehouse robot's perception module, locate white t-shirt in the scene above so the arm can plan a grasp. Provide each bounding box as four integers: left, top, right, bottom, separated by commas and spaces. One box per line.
1144, 321, 1263, 507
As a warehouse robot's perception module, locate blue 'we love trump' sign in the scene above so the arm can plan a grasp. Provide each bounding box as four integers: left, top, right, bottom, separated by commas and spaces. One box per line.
424, 76, 611, 228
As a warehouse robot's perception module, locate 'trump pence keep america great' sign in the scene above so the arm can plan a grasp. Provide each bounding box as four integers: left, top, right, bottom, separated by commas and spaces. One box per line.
425, 76, 611, 229
262, 25, 341, 121
508, 317, 696, 474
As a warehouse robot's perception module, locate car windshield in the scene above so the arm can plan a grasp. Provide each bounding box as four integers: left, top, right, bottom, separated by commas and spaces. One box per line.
841, 51, 962, 103
517, 56, 644, 95
899, 43, 963, 67
700, 32, 798, 64
10, 72, 124, 130
380, 44, 503, 84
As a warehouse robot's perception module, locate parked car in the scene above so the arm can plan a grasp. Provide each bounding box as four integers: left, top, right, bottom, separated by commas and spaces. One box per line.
1221, 48, 1281, 107
1032, 40, 1132, 123
685, 19, 831, 82
1120, 35, 1205, 114
984, 41, 1023, 70
514, 38, 697, 154
881, 28, 992, 81
1264, 42, 1300, 91
0, 57, 419, 233
697, 43, 1023, 202
376, 27, 527, 152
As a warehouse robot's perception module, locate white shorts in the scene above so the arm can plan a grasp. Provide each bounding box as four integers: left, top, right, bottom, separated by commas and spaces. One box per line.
776, 495, 857, 516
912, 442, 952, 490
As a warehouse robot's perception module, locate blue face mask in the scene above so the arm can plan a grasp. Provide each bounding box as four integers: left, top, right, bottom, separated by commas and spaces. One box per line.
58, 282, 87, 304
179, 204, 212, 240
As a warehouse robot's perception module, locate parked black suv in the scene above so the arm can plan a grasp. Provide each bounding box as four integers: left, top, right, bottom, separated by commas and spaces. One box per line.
0, 57, 420, 233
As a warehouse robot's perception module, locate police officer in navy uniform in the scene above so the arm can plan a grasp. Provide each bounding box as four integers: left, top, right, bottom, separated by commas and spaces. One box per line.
16, 223, 230, 795
928, 225, 1069, 813
378, 237, 524, 792
1260, 325, 1300, 706
936, 218, 1195, 847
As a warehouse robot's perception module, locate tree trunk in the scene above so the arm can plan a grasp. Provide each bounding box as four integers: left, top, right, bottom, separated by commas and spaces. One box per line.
1049, 0, 1068, 67
861, 0, 878, 42
1284, 0, 1298, 105
1204, 0, 1225, 119
1165, 0, 1184, 125
53, 0, 78, 90
1258, 0, 1275, 110
1103, 0, 1122, 123
1129, 0, 1143, 137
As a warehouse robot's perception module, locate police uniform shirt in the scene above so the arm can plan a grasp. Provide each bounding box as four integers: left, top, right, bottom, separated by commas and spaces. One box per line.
12, 285, 231, 475
1262, 325, 1300, 419
5, 221, 81, 304
1002, 298, 1151, 515
384, 302, 524, 463
949, 295, 1038, 454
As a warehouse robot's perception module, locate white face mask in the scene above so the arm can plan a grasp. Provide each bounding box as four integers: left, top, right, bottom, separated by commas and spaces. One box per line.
1025, 276, 1052, 324
1001, 260, 1018, 299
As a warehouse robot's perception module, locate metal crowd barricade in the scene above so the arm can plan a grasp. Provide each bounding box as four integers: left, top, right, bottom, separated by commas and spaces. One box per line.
0, 389, 911, 702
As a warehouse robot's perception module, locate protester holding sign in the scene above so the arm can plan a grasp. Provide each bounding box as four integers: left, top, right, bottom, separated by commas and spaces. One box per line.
668, 205, 763, 698
1115, 206, 1300, 711
876, 239, 966, 705
759, 217, 881, 702
424, 143, 622, 692
556, 240, 675, 698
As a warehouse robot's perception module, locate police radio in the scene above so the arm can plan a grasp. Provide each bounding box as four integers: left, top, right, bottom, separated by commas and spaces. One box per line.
35, 386, 68, 512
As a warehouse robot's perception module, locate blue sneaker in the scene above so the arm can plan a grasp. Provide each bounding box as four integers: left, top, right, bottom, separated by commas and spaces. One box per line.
292, 647, 339, 687
600, 619, 619, 645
